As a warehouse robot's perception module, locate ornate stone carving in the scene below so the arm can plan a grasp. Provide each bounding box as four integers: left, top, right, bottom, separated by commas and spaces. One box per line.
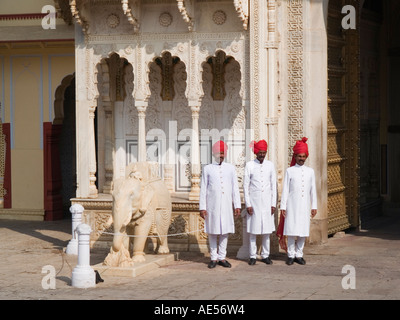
287, 0, 304, 163
159, 12, 173, 27
233, 0, 249, 30
70, 0, 89, 34
121, 0, 140, 32
155, 52, 180, 101
177, 0, 194, 31
206, 51, 230, 101
212, 10, 227, 25
106, 13, 119, 29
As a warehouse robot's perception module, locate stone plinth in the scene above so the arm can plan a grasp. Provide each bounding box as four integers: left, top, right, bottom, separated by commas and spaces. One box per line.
94, 253, 177, 278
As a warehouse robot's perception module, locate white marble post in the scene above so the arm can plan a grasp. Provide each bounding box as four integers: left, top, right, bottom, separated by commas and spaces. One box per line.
114, 101, 125, 179
71, 224, 96, 288
136, 102, 148, 162
65, 204, 84, 255
188, 104, 201, 201
266, 0, 278, 165
88, 105, 98, 198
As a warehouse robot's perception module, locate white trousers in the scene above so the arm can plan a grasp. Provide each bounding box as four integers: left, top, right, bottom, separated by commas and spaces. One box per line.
208, 234, 229, 261
249, 233, 270, 259
287, 236, 306, 258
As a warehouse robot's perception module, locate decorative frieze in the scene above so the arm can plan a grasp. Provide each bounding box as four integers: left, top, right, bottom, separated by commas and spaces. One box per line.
286, 0, 304, 164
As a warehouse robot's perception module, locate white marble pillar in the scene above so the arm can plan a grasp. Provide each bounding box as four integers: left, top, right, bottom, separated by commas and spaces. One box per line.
303, 0, 329, 244
71, 224, 96, 288
136, 102, 148, 162
266, 0, 278, 165
66, 204, 84, 255
188, 104, 201, 201
88, 105, 98, 198
103, 107, 113, 193
114, 101, 125, 179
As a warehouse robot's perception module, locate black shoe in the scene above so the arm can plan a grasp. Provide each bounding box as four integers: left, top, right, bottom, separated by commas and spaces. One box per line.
295, 257, 306, 265
261, 257, 273, 265
286, 258, 294, 265
218, 260, 232, 268
248, 258, 256, 265
208, 260, 217, 269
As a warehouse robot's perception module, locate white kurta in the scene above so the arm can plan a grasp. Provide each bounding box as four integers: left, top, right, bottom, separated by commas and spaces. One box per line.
243, 159, 277, 234
199, 161, 241, 235
280, 164, 317, 237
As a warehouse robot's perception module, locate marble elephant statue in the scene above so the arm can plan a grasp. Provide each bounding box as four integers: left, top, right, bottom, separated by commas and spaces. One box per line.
103, 162, 172, 267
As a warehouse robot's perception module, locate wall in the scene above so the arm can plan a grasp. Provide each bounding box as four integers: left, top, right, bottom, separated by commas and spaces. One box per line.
0, 45, 74, 220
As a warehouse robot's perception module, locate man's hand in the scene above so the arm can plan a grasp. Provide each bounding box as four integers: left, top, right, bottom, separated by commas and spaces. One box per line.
234, 208, 241, 218
311, 209, 317, 218
247, 207, 254, 216
200, 210, 207, 219
281, 209, 286, 218
271, 206, 276, 215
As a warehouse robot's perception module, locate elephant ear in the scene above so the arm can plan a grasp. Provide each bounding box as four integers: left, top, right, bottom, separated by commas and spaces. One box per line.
129, 171, 143, 181
139, 183, 154, 214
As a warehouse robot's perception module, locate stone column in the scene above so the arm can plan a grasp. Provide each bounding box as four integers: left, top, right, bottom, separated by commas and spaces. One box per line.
114, 101, 125, 179
136, 102, 148, 162
266, 0, 278, 165
103, 106, 113, 193
303, 0, 328, 244
188, 104, 201, 201
88, 105, 98, 198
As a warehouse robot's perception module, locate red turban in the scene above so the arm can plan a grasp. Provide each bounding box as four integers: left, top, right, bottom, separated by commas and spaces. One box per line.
249, 140, 268, 154
290, 137, 309, 166
212, 140, 228, 154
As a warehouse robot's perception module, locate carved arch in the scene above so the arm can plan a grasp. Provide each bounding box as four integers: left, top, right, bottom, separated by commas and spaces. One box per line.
53, 73, 75, 125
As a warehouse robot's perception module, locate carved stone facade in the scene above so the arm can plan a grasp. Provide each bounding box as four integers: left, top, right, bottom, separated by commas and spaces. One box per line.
66, 0, 332, 251
0, 0, 330, 248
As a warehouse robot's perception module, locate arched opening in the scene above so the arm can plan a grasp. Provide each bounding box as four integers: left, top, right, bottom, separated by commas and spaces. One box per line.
44, 74, 76, 220
59, 78, 76, 216
200, 50, 245, 185
96, 53, 130, 193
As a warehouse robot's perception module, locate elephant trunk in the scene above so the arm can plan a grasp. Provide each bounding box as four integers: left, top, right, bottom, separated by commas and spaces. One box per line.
111, 202, 131, 253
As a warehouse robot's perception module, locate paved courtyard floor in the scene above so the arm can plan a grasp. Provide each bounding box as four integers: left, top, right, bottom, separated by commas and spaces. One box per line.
0, 208, 399, 304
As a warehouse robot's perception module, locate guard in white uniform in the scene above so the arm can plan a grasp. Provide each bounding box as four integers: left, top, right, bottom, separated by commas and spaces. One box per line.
279, 137, 317, 265
243, 140, 277, 265
200, 141, 241, 269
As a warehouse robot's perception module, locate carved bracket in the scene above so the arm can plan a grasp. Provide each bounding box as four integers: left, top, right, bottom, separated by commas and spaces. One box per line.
176, 0, 194, 31
121, 0, 140, 33
70, 0, 89, 34
233, 0, 249, 30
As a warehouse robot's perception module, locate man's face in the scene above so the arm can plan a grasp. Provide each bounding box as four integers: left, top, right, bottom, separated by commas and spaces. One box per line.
256, 150, 267, 163
213, 151, 225, 164
295, 153, 307, 166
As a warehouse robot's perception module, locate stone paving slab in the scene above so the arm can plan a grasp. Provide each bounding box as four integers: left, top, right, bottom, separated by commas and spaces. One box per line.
0, 209, 399, 301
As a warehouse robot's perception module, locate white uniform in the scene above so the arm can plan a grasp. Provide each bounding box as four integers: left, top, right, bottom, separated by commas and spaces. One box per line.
280, 163, 317, 258
199, 161, 241, 261
243, 159, 277, 260
243, 159, 277, 234
199, 161, 241, 235
280, 164, 317, 237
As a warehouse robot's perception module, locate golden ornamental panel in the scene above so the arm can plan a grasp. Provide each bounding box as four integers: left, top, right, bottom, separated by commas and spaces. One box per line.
327, 0, 360, 234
